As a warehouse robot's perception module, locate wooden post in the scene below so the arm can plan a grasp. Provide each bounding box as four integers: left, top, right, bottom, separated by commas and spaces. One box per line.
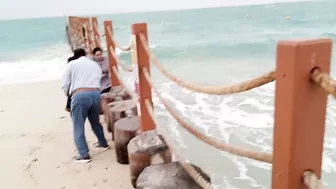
84, 18, 93, 55
68, 16, 73, 28
104, 20, 120, 87
114, 116, 140, 164
272, 39, 332, 189
69, 17, 82, 49
132, 23, 155, 132
91, 17, 100, 48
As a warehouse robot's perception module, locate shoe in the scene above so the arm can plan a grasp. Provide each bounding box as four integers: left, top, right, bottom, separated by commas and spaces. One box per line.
74, 155, 92, 163
65, 107, 70, 112
94, 143, 110, 151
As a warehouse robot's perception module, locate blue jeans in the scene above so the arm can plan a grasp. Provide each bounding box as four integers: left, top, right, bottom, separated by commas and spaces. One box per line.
70, 90, 108, 158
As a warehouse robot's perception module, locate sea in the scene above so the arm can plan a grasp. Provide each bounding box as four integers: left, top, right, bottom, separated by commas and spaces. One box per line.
1, 0, 336, 188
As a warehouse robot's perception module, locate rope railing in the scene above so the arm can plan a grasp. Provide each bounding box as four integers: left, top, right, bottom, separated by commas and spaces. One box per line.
142, 67, 273, 163
311, 67, 336, 98
144, 99, 212, 189
108, 46, 133, 72
104, 27, 215, 188
139, 33, 276, 95
67, 17, 330, 189
139, 32, 336, 100
111, 66, 138, 101
107, 27, 132, 52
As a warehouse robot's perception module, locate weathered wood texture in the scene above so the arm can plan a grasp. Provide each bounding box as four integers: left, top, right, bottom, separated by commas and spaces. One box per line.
114, 116, 140, 164
128, 130, 171, 187
100, 86, 133, 137
136, 162, 211, 189
108, 99, 137, 140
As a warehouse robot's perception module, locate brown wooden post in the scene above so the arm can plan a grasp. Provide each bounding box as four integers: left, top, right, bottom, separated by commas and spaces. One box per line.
78, 18, 87, 50
104, 20, 120, 87
69, 17, 74, 32
272, 38, 332, 189
68, 16, 73, 27
71, 17, 81, 46
132, 23, 155, 132
91, 17, 100, 48
84, 18, 93, 55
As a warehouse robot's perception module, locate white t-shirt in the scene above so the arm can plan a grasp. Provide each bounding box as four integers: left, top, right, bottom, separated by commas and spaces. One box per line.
62, 56, 102, 96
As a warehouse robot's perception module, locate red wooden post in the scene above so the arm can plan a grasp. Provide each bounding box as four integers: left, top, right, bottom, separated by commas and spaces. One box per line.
70, 17, 80, 43
91, 17, 100, 48
69, 17, 75, 33
104, 20, 120, 87
76, 18, 85, 46
272, 39, 332, 189
68, 16, 72, 27
132, 23, 155, 132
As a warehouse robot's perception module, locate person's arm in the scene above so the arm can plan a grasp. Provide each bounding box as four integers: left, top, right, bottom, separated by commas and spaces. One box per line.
61, 64, 71, 96
101, 58, 110, 78
102, 58, 110, 74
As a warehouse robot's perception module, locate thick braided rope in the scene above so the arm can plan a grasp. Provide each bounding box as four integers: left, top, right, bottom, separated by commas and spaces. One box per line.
109, 46, 133, 72
144, 99, 212, 189
303, 171, 324, 189
311, 68, 336, 98
139, 33, 275, 95
107, 28, 132, 52
112, 37, 132, 52
143, 67, 273, 163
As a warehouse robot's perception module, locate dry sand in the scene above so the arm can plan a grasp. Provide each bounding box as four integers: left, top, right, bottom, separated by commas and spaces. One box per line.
0, 80, 133, 189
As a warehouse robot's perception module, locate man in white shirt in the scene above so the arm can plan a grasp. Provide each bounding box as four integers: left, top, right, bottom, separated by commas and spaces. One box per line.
62, 48, 109, 163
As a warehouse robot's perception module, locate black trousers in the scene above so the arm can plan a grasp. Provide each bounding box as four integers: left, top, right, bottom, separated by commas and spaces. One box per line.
65, 87, 111, 110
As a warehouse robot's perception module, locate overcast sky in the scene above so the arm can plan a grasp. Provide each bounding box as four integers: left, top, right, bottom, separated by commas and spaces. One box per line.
0, 0, 310, 20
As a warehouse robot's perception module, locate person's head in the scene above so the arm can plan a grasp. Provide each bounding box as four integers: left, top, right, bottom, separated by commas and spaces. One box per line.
73, 48, 86, 58
92, 47, 104, 61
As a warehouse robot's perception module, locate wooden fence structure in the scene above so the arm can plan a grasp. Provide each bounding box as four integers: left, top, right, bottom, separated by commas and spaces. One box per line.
66, 16, 333, 189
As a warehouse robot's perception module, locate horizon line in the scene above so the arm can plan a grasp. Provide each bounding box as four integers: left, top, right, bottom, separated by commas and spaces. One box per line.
0, 0, 318, 21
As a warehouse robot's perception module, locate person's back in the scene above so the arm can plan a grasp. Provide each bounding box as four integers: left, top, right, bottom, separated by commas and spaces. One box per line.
67, 56, 102, 95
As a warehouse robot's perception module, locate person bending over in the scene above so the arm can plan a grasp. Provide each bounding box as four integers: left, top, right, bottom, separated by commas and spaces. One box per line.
62, 48, 109, 163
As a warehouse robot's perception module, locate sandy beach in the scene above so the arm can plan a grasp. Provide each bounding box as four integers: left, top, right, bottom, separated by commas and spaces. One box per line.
0, 80, 132, 189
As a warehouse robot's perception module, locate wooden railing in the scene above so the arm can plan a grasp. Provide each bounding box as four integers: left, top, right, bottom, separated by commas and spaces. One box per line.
66, 16, 333, 189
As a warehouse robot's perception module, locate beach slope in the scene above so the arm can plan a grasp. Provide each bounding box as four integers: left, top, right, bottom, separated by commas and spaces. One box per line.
0, 80, 132, 189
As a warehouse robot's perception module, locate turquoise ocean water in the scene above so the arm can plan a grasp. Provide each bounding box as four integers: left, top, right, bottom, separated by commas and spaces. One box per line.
1, 0, 336, 188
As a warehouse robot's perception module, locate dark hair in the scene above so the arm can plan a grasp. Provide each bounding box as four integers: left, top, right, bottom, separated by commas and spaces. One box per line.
92, 47, 103, 55
67, 56, 77, 63
73, 48, 86, 58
